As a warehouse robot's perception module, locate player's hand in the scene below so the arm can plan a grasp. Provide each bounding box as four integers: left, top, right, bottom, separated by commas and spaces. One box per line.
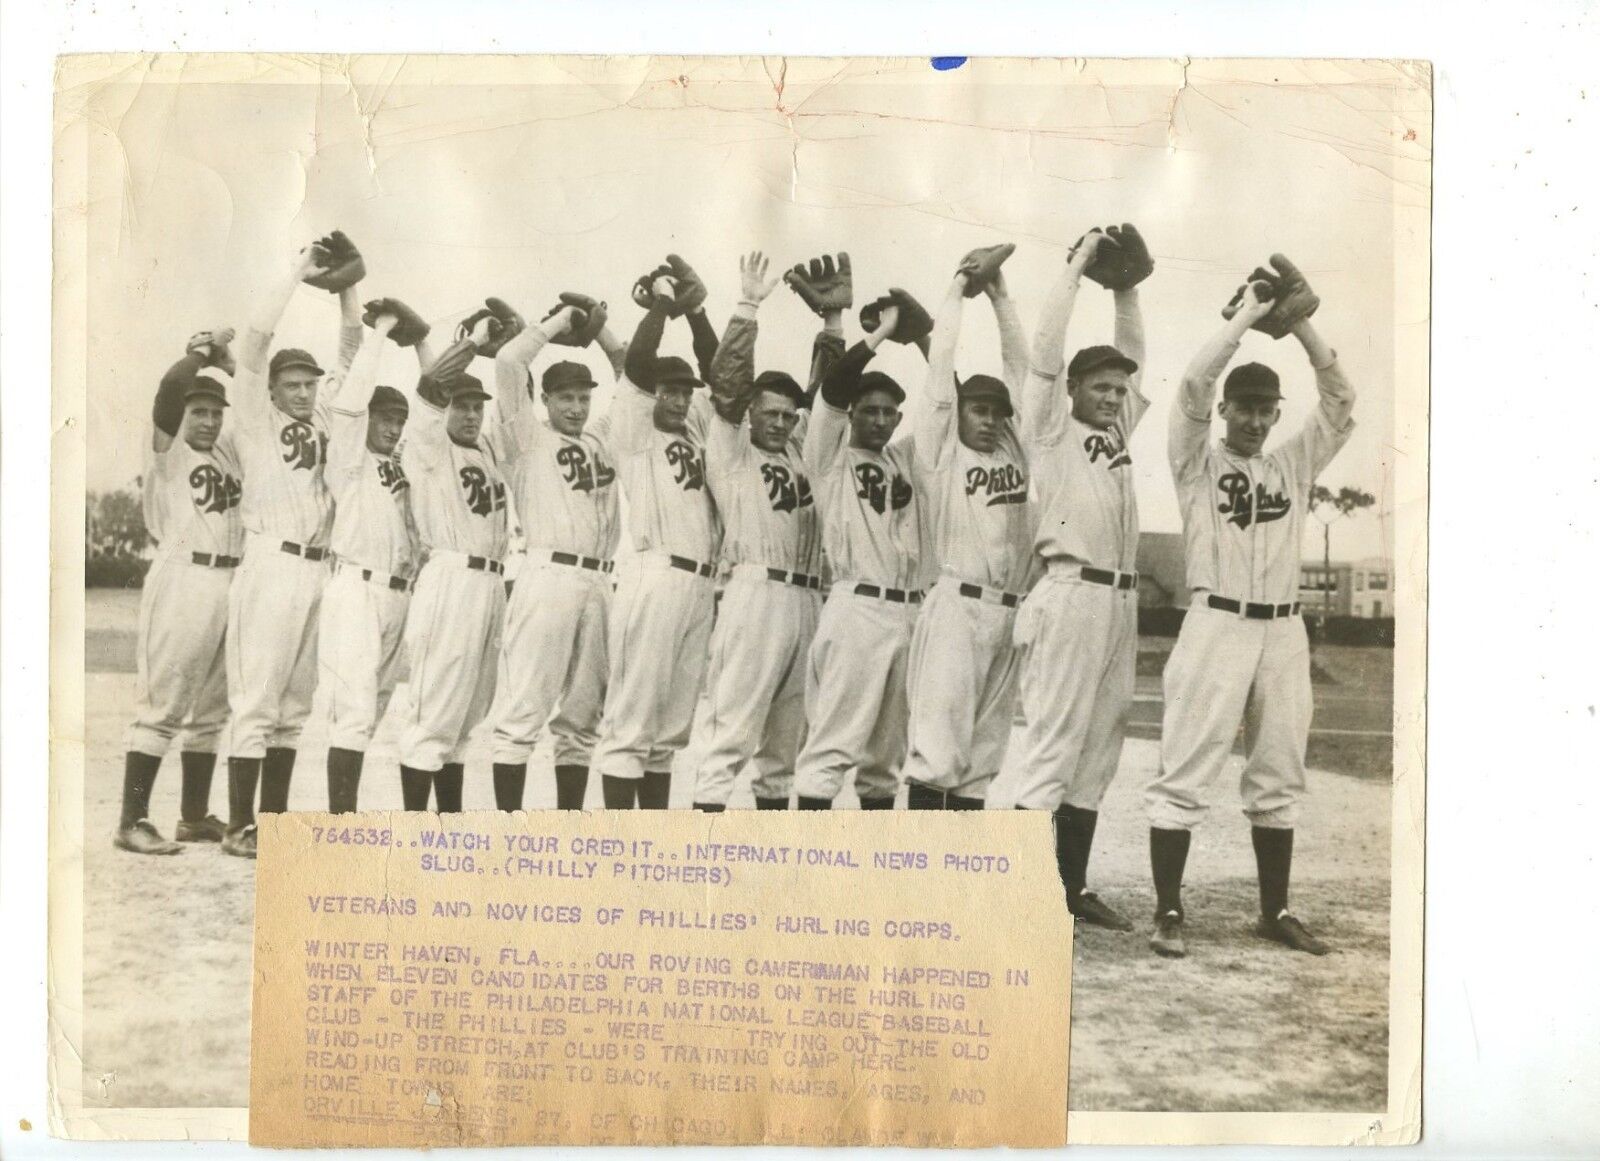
293, 243, 329, 281
372, 313, 402, 336
1066, 228, 1104, 272
1235, 279, 1276, 323
541, 304, 579, 336
651, 276, 678, 307
983, 269, 1009, 300
865, 303, 901, 348
666, 254, 708, 314
738, 250, 780, 305
468, 314, 499, 348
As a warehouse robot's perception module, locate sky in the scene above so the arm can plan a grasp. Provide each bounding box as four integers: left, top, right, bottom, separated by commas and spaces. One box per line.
73, 58, 1425, 563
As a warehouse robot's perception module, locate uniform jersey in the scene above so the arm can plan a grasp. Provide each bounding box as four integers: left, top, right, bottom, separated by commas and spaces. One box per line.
143, 436, 244, 560
609, 380, 720, 562
402, 394, 511, 560
324, 336, 418, 576
804, 407, 923, 590
1169, 335, 1356, 605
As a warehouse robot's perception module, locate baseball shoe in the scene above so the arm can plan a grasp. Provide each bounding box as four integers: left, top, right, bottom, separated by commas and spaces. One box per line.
1150, 910, 1187, 958
175, 814, 227, 843
113, 819, 183, 856
1068, 890, 1133, 932
221, 824, 258, 859
1254, 911, 1330, 956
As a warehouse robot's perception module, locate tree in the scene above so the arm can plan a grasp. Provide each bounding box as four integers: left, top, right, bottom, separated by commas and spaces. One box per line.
1308, 484, 1376, 616
86, 484, 149, 558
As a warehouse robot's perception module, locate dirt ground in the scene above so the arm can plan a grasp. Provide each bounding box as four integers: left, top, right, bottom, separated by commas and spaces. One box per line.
77, 588, 1390, 1112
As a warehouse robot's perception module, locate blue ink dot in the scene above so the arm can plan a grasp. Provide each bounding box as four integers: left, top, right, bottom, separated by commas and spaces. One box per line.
931, 57, 967, 71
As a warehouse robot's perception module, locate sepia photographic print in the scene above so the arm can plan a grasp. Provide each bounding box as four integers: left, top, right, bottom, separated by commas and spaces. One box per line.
50, 55, 1427, 1145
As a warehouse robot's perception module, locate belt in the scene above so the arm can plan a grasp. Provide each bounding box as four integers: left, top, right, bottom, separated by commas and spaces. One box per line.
957, 582, 1020, 608
190, 552, 239, 569
668, 555, 715, 579
279, 539, 328, 563
1207, 594, 1301, 620
339, 561, 413, 592
852, 583, 923, 605
766, 567, 823, 591
1079, 566, 1139, 591
550, 551, 614, 575
467, 555, 505, 575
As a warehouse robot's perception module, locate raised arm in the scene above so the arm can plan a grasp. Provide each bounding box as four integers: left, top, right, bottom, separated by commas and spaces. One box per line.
494, 306, 564, 449
803, 317, 898, 476
1021, 237, 1097, 439
918, 274, 967, 464
595, 323, 627, 381
707, 251, 781, 427
231, 244, 327, 432
150, 352, 209, 454
1285, 317, 1357, 478
324, 316, 395, 477
1170, 282, 1273, 478
1112, 286, 1152, 432
622, 282, 674, 391
986, 272, 1029, 392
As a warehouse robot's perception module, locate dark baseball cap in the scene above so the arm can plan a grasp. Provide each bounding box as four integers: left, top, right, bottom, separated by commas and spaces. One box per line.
269, 347, 325, 377
753, 370, 804, 406
543, 360, 598, 393
369, 384, 410, 415
856, 370, 906, 405
446, 373, 492, 402
185, 370, 230, 406
652, 356, 702, 390
1223, 362, 1283, 402
957, 373, 1014, 418
1066, 344, 1139, 379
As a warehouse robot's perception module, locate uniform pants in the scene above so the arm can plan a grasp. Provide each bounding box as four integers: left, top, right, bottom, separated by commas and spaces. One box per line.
490, 557, 610, 767
592, 556, 714, 782
1011, 570, 1137, 812
1145, 600, 1313, 830
692, 565, 821, 805
319, 564, 410, 751
127, 555, 232, 756
903, 578, 1019, 801
392, 556, 505, 771
794, 588, 917, 803
226, 537, 327, 758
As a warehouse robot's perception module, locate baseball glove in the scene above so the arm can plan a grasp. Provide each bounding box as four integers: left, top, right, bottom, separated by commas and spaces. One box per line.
1221, 253, 1319, 339
859, 287, 934, 344
362, 297, 431, 348
631, 264, 682, 315
186, 327, 237, 374
544, 292, 609, 348
304, 230, 366, 292
784, 253, 853, 316
455, 297, 525, 357
665, 254, 708, 315
958, 243, 1016, 297
1082, 223, 1155, 291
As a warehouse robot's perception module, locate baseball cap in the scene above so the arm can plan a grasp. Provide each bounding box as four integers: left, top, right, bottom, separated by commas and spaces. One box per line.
269, 348, 325, 377
543, 360, 599, 393
446, 373, 492, 402
1066, 344, 1139, 379
753, 369, 804, 406
856, 370, 906, 405
957, 373, 1014, 418
368, 384, 410, 415
652, 356, 702, 390
185, 370, 230, 406
1223, 362, 1283, 402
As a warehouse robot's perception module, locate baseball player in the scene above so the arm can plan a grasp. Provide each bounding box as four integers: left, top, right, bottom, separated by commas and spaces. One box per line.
1009, 226, 1152, 929
316, 307, 424, 813
590, 262, 723, 810
220, 243, 359, 857
485, 295, 628, 811
389, 313, 512, 812
114, 336, 243, 854
687, 251, 825, 813
901, 258, 1033, 813
1145, 267, 1355, 959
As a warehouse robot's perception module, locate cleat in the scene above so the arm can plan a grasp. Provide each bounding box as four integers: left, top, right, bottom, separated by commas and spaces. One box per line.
1068, 889, 1134, 931
1150, 910, 1187, 957
221, 824, 258, 859
113, 819, 183, 856
175, 814, 227, 843
1254, 911, 1330, 956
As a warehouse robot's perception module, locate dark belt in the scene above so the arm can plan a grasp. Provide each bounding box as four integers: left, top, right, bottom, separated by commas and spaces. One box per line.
1080, 566, 1139, 591
766, 567, 822, 590
1207, 594, 1301, 620
853, 583, 923, 605
669, 555, 715, 579
280, 540, 328, 562
957, 582, 1019, 608
551, 551, 615, 575
467, 556, 505, 575
351, 566, 413, 592
190, 552, 239, 569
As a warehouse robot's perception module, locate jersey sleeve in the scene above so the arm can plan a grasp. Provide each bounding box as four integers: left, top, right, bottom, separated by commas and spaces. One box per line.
1114, 289, 1153, 434
1284, 353, 1357, 483
323, 332, 385, 483
1169, 332, 1240, 483
492, 322, 558, 465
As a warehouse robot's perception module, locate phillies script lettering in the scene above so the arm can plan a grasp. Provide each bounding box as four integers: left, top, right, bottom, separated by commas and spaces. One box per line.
1216, 471, 1291, 528
459, 465, 507, 517
1084, 431, 1132, 470
376, 458, 408, 495
965, 463, 1028, 506
854, 462, 913, 515
664, 440, 705, 491
189, 464, 242, 514
279, 420, 326, 471
557, 444, 615, 494
760, 462, 814, 513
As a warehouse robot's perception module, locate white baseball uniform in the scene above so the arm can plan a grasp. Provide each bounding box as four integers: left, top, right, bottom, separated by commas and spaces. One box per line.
689, 315, 824, 807
903, 295, 1034, 802
486, 326, 622, 769
317, 336, 418, 752
794, 340, 929, 804
1145, 334, 1356, 830
126, 358, 244, 758
389, 357, 512, 772
1013, 289, 1150, 812
221, 322, 354, 758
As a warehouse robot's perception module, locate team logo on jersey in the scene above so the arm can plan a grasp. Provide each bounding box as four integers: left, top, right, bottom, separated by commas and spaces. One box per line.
1216, 471, 1291, 528
557, 444, 616, 494
376, 458, 408, 495
760, 462, 814, 513
279, 420, 325, 471
189, 464, 242, 514
854, 462, 914, 515
459, 465, 507, 517
964, 463, 1028, 507
664, 440, 705, 491
1084, 431, 1132, 470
